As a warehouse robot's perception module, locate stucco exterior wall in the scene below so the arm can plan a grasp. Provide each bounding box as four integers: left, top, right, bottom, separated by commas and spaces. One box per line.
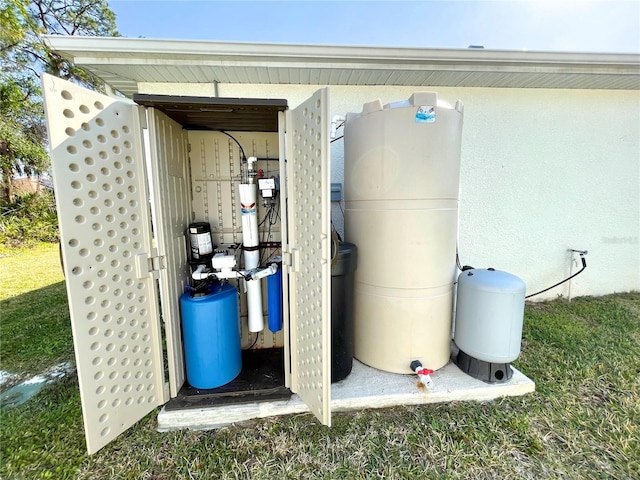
138, 82, 640, 300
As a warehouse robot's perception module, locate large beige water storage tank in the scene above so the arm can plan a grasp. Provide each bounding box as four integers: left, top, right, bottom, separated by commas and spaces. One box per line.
344, 92, 463, 373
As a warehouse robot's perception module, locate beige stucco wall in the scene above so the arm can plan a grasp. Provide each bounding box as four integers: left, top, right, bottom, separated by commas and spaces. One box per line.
139, 82, 640, 300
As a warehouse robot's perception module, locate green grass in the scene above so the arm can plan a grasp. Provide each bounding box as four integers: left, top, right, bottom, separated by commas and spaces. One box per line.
1, 244, 639, 479
0, 243, 71, 375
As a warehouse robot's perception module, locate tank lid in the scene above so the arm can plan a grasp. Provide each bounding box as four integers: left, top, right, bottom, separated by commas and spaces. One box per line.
458, 268, 526, 294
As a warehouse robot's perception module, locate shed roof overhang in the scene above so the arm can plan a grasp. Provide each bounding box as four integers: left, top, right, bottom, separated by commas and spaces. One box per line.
45, 36, 640, 97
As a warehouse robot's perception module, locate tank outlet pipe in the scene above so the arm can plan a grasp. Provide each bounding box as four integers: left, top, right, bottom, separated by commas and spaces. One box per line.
410, 360, 434, 388
239, 183, 264, 332
247, 156, 258, 184
191, 264, 209, 280
249, 263, 278, 280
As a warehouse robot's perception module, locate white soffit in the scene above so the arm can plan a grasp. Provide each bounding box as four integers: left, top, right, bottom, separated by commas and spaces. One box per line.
45, 36, 640, 97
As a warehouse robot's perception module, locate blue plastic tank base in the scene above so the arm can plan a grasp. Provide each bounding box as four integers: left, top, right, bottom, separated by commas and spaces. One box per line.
180, 283, 242, 389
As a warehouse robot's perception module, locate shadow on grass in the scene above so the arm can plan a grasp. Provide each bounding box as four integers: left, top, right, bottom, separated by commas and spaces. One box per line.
0, 373, 86, 480
0, 281, 73, 376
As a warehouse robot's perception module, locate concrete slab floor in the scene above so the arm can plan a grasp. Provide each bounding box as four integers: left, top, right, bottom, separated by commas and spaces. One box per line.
157, 359, 535, 431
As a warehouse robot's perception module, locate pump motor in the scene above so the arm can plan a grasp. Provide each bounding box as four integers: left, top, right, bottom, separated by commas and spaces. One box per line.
187, 222, 214, 265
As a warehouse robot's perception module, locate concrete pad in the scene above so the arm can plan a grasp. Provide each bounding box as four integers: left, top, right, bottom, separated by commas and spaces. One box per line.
157, 360, 535, 431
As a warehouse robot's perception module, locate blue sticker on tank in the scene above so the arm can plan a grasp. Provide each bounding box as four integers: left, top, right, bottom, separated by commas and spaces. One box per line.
416, 105, 436, 123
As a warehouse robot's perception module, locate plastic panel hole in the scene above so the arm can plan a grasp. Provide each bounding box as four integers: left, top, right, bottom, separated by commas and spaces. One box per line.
61, 90, 72, 100
96, 118, 105, 127
65, 127, 76, 136
63, 109, 74, 118
94, 101, 104, 110
79, 105, 90, 114
67, 146, 77, 154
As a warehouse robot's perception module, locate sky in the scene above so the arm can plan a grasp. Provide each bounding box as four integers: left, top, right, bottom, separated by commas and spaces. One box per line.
107, 0, 640, 54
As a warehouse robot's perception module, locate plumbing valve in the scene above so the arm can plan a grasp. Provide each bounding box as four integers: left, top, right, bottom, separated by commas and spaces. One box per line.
410, 360, 434, 388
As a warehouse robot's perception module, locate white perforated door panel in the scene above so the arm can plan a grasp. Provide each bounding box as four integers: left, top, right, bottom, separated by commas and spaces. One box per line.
285, 88, 332, 426
146, 108, 191, 397
41, 74, 166, 454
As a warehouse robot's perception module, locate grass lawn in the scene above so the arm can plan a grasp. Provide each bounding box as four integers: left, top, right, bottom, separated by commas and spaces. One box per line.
1, 244, 638, 479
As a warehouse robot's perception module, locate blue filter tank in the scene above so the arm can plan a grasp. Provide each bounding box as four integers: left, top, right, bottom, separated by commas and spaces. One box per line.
267, 264, 283, 332
179, 283, 242, 389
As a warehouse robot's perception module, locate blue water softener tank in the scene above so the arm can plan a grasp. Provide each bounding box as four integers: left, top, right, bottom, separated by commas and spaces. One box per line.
179, 283, 242, 389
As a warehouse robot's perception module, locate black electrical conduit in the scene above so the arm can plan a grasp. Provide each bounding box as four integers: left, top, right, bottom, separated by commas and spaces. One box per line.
525, 250, 588, 299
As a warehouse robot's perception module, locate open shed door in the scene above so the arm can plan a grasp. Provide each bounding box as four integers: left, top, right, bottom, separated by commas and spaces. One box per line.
41, 74, 167, 454
285, 88, 332, 425
145, 108, 191, 397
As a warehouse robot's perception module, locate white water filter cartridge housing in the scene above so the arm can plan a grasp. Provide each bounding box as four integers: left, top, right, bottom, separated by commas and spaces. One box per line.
344, 92, 463, 373
239, 183, 264, 332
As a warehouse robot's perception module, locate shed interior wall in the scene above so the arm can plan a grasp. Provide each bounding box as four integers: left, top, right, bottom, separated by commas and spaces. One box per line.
185, 129, 284, 349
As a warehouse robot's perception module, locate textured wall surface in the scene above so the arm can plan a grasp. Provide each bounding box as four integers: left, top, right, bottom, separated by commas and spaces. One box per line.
138, 82, 640, 300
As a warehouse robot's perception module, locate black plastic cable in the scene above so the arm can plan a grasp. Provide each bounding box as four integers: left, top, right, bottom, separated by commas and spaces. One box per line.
245, 332, 260, 350
330, 135, 344, 143
214, 129, 247, 162
525, 254, 588, 299
456, 248, 463, 271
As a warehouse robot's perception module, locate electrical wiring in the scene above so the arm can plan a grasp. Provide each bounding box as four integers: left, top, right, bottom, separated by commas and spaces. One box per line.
525, 252, 588, 299
214, 129, 247, 162
245, 332, 260, 350
259, 200, 280, 265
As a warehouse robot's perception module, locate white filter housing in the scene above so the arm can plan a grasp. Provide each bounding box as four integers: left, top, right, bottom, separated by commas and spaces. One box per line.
344, 92, 464, 373
454, 269, 526, 363
239, 183, 264, 332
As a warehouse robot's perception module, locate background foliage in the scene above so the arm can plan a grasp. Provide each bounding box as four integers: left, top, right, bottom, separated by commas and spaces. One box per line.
0, 0, 118, 246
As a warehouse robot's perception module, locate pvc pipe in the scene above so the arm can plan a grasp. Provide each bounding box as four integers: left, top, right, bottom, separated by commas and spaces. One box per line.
191, 264, 214, 280
239, 183, 264, 332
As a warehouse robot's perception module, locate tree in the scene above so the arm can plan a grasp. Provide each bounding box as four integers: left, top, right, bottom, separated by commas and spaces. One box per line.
0, 0, 119, 200
0, 79, 48, 200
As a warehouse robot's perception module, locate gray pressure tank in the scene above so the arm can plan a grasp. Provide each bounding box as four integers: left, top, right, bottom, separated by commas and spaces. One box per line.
454, 268, 526, 383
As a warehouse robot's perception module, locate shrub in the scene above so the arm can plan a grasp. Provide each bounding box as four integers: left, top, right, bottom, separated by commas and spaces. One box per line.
0, 191, 59, 247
